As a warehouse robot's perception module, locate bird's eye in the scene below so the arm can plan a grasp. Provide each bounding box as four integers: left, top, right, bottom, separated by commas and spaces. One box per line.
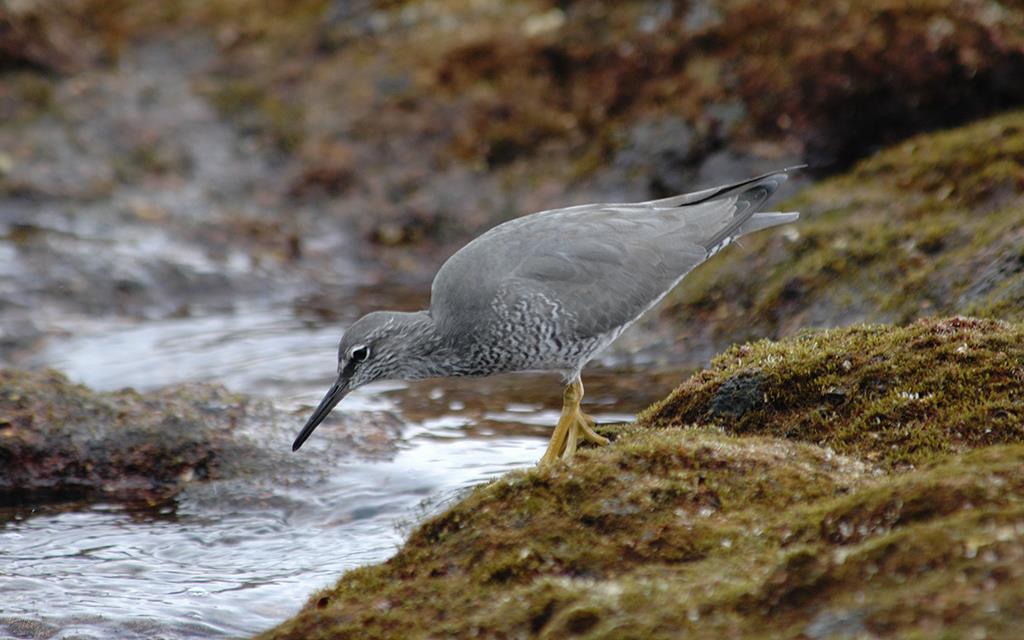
350, 345, 370, 363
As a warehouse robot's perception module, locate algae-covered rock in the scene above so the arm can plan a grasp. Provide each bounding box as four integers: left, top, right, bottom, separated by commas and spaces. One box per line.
33, 0, 1024, 172
668, 110, 1024, 355
429, 0, 1024, 172
641, 316, 1024, 469
260, 317, 1024, 639
0, 368, 269, 504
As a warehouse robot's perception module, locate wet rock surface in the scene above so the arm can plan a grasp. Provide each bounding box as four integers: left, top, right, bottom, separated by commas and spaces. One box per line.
0, 365, 411, 509
706, 369, 764, 420
261, 317, 1024, 639
0, 368, 268, 504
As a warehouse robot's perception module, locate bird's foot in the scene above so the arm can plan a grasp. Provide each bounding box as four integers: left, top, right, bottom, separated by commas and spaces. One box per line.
538, 376, 610, 466
538, 405, 609, 467
577, 412, 610, 446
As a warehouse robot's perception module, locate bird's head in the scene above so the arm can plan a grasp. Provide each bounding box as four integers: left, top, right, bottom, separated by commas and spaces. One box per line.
292, 310, 435, 451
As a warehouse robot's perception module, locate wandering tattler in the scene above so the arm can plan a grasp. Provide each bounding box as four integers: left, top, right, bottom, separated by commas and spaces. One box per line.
294, 167, 801, 465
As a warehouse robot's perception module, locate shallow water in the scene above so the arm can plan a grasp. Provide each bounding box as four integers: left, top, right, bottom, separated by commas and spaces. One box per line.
2, 303, 683, 638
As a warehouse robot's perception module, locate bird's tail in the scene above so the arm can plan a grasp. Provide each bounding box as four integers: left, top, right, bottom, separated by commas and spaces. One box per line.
644, 165, 806, 208
697, 168, 802, 253
735, 211, 800, 235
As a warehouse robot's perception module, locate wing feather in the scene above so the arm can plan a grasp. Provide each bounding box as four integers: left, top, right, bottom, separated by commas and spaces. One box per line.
431, 169, 799, 338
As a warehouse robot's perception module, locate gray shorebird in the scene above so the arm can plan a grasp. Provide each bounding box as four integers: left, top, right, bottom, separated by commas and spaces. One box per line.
294, 168, 801, 465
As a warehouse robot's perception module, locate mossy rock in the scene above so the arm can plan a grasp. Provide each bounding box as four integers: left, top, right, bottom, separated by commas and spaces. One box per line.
48, 0, 1020, 219
430, 0, 1024, 172
668, 110, 1024, 353
260, 317, 1024, 639
641, 316, 1024, 470
0, 368, 269, 505
23, 0, 1024, 172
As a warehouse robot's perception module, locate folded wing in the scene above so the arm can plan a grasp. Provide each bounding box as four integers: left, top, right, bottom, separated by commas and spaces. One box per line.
431, 168, 801, 338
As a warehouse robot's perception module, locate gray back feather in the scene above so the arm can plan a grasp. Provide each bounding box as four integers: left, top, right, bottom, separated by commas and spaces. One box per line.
431, 168, 800, 340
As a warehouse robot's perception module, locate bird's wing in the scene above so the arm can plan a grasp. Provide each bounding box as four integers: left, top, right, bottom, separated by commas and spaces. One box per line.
431, 170, 796, 337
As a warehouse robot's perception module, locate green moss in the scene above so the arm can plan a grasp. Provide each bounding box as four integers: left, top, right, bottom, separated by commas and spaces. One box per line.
666, 110, 1024, 351
261, 428, 868, 639
641, 317, 1024, 470
261, 318, 1024, 639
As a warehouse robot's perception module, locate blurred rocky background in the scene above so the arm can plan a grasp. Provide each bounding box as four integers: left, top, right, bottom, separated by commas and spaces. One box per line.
4, 0, 1024, 361
3, 1, 1024, 638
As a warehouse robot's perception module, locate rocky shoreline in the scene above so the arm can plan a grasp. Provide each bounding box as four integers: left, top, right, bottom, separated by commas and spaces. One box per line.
3, 2, 1024, 638
260, 317, 1024, 639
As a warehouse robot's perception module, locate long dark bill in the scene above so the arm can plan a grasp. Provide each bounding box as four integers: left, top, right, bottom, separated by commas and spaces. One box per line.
292, 379, 350, 451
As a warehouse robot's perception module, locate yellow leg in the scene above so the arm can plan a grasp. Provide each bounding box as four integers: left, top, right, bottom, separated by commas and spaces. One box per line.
538, 376, 610, 466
